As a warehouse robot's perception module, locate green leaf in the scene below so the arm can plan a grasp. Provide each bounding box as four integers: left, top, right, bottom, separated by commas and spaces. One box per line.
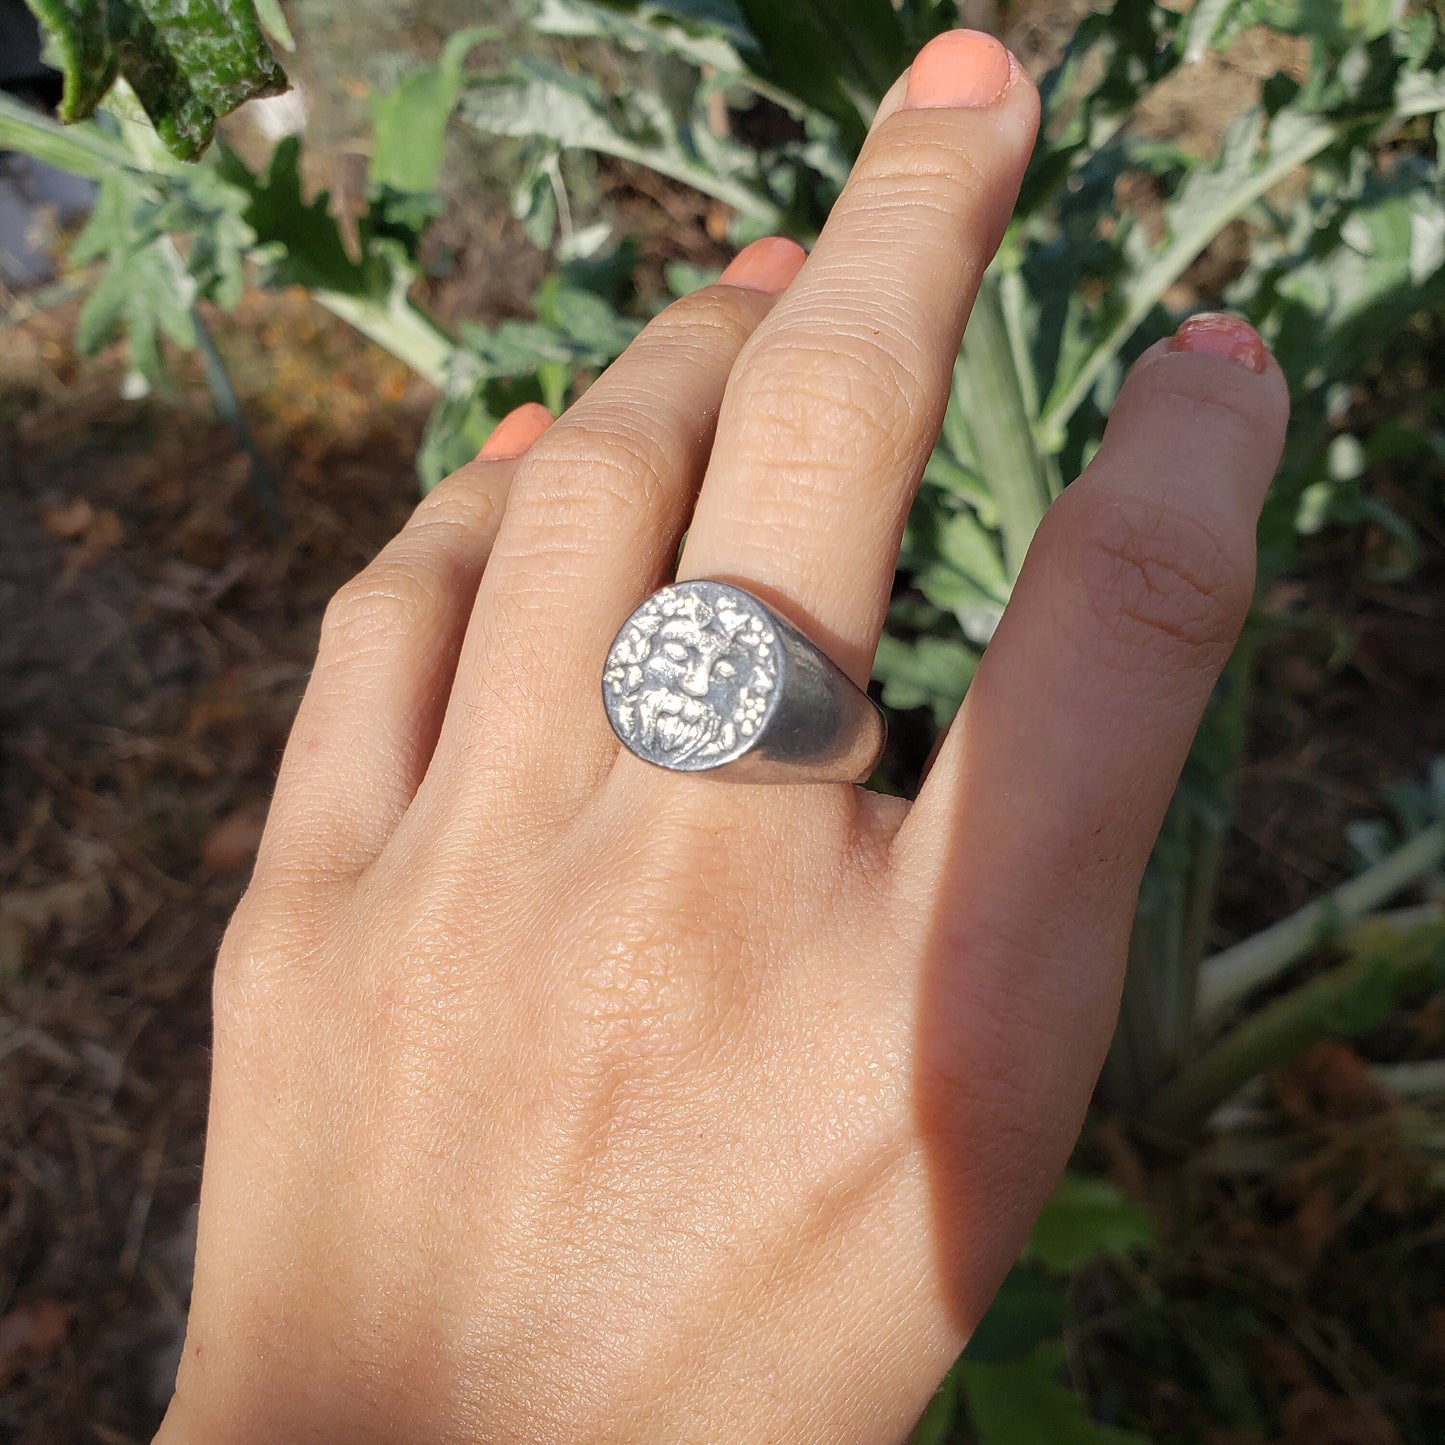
909, 1364, 961, 1445
370, 27, 495, 199
459, 56, 781, 225
27, 0, 288, 160
962, 1267, 1066, 1366
1040, 38, 1445, 436
539, 0, 755, 76
872, 634, 977, 727
250, 0, 294, 51
151, 160, 256, 308
1179, 0, 1242, 63
1239, 0, 1400, 47
1023, 1174, 1154, 1274
71, 171, 197, 387
605, 0, 753, 47
960, 1345, 1152, 1445
731, 0, 930, 147
223, 135, 365, 293
115, 0, 288, 159
417, 372, 546, 491
900, 487, 1012, 644
24, 0, 117, 120
1311, 956, 1400, 1036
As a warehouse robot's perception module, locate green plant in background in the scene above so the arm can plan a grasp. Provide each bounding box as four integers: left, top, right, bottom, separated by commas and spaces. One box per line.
913, 1172, 1156, 1445
5, 0, 1445, 1438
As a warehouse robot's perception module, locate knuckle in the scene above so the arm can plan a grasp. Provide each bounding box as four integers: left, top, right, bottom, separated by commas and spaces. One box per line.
320, 561, 437, 656
648, 284, 761, 352
732, 322, 929, 467
852, 131, 989, 216
212, 883, 327, 1037
510, 417, 668, 540
409, 467, 503, 533
1049, 489, 1252, 672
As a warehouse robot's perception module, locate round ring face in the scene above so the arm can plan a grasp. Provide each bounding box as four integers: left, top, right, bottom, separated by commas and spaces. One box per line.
603, 581, 782, 770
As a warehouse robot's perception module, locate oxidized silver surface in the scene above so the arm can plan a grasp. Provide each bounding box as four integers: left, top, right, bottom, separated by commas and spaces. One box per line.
602, 580, 886, 784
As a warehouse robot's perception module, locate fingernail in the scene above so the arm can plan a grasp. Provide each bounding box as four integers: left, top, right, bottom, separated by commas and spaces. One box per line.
1168, 313, 1269, 375
904, 30, 1015, 110
477, 403, 553, 460
718, 236, 807, 294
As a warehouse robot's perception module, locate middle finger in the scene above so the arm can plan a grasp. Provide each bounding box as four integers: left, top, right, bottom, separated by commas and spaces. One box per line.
677, 31, 1040, 686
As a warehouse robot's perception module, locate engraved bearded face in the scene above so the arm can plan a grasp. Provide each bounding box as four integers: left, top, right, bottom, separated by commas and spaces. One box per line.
604, 587, 779, 768
633, 615, 752, 761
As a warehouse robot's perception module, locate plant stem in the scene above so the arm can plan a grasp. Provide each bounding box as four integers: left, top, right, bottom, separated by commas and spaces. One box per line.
1101, 641, 1258, 1112
0, 91, 134, 176
313, 289, 454, 390
1147, 911, 1445, 1135
953, 272, 1052, 578
1197, 823, 1445, 1025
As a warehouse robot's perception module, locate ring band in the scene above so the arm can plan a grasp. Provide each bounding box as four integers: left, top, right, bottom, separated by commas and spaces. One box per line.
602, 580, 886, 783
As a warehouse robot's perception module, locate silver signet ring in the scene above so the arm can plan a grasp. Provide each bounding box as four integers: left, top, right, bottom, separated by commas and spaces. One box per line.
602, 580, 886, 784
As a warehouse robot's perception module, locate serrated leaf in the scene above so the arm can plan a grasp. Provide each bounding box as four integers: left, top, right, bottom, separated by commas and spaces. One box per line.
151, 161, 255, 307
222, 135, 365, 293
960, 1344, 1152, 1445
459, 56, 780, 225
535, 274, 641, 354
1041, 42, 1445, 434
1023, 1173, 1154, 1273
28, 0, 288, 160
417, 371, 546, 491
72, 171, 197, 387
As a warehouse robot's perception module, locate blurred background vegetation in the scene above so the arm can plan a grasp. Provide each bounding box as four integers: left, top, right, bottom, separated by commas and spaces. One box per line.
1, 1, 1443, 1441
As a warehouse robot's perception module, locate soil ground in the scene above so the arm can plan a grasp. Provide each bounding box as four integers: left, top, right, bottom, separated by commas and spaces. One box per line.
2, 8, 1443, 1444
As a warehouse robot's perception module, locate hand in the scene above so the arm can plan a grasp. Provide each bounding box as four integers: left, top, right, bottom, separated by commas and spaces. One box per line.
157, 30, 1287, 1445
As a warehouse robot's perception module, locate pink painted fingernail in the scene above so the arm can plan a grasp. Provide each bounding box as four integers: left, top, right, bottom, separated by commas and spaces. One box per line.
1168, 313, 1269, 375
718, 236, 808, 295
904, 30, 1015, 110
477, 403, 554, 460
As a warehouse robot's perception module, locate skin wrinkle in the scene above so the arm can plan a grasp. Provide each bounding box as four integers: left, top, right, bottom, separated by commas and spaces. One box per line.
738, 289, 952, 404
1132, 364, 1286, 449
736, 330, 937, 456
1043, 491, 1250, 678
854, 125, 993, 197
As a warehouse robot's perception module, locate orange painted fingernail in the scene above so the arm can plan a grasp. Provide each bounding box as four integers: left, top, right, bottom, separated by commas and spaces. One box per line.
904, 30, 1015, 110
1168, 313, 1269, 375
718, 236, 807, 295
477, 402, 553, 460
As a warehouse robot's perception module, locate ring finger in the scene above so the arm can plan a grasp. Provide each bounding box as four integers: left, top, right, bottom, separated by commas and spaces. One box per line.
677, 30, 1040, 686
421, 238, 807, 809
